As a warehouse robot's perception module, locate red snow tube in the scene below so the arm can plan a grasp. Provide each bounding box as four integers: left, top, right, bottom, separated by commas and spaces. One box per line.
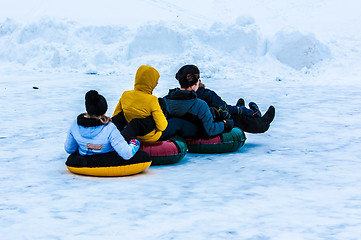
140, 137, 188, 165
185, 127, 246, 153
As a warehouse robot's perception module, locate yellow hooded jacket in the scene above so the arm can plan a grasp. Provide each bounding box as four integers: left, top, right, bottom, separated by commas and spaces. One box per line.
113, 65, 168, 142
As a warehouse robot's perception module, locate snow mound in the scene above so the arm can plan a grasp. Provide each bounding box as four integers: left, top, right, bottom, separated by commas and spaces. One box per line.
0, 18, 17, 37
0, 17, 331, 73
268, 28, 331, 70
197, 18, 266, 61
127, 23, 184, 59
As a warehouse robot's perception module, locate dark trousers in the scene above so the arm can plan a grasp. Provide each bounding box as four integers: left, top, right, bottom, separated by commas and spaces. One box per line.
231, 113, 270, 133
112, 113, 203, 142
159, 118, 201, 141
112, 112, 156, 142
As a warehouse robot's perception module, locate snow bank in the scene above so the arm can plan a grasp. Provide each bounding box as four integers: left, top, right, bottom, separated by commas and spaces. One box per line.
196, 18, 266, 61
0, 17, 331, 73
268, 28, 332, 70
127, 23, 184, 59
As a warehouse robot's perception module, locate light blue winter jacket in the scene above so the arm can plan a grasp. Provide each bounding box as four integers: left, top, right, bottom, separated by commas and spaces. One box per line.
64, 118, 138, 160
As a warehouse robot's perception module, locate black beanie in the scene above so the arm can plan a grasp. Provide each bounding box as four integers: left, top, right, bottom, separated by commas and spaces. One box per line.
85, 90, 108, 116
175, 65, 200, 88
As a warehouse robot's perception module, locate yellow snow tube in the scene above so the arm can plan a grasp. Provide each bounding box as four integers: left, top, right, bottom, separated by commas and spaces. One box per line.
65, 150, 151, 177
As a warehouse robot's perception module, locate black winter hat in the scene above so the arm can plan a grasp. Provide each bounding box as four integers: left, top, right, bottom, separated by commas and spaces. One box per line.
85, 90, 108, 116
175, 65, 200, 88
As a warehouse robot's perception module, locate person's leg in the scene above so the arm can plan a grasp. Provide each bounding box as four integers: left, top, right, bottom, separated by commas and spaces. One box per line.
228, 104, 255, 117
234, 98, 261, 117
231, 106, 275, 133
249, 102, 262, 117
262, 106, 275, 126
159, 118, 201, 140
111, 111, 128, 132
232, 114, 268, 133
121, 116, 156, 142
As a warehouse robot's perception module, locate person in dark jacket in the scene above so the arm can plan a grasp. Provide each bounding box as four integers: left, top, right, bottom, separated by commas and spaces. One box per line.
165, 64, 275, 134
189, 64, 275, 133
197, 85, 275, 133
159, 65, 234, 140
196, 84, 260, 118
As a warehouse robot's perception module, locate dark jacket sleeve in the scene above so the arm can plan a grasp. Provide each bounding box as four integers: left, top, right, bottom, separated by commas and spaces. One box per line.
196, 87, 232, 120
192, 99, 225, 137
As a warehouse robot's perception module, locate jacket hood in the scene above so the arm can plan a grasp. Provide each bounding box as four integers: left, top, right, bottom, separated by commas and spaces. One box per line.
134, 65, 160, 94
164, 88, 198, 116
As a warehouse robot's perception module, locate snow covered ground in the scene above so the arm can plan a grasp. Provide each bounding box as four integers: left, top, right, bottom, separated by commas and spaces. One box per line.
1, 0, 361, 239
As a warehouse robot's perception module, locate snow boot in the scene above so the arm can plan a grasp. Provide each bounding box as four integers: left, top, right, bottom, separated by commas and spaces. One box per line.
249, 102, 262, 117
262, 106, 275, 125
236, 98, 245, 107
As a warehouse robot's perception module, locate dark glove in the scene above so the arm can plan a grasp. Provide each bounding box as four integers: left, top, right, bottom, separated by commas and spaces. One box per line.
223, 119, 234, 132
210, 106, 231, 121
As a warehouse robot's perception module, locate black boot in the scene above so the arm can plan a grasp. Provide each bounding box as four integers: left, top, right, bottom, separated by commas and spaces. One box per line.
236, 98, 245, 107
249, 102, 262, 117
262, 106, 275, 125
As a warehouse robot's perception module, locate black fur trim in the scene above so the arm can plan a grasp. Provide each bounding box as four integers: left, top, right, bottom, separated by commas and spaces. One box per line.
77, 114, 104, 127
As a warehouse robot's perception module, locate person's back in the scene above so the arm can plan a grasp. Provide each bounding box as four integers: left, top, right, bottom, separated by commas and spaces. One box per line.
113, 65, 167, 142
164, 88, 199, 118
164, 88, 225, 137
161, 65, 233, 139
66, 115, 128, 156
65, 90, 139, 160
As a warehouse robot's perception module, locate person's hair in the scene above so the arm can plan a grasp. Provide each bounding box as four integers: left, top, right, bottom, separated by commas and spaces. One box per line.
175, 65, 200, 88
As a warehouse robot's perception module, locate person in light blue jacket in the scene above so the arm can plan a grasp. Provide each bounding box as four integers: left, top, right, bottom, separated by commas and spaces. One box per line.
64, 90, 140, 160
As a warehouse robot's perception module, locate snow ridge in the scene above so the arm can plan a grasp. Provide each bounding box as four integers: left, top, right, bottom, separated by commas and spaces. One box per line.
0, 17, 330, 74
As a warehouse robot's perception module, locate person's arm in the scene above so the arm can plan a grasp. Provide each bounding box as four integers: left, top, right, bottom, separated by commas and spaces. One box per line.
197, 87, 231, 120
112, 98, 123, 117
111, 111, 128, 132
196, 101, 226, 137
64, 126, 78, 154
151, 98, 168, 132
108, 123, 139, 160
214, 104, 232, 120
121, 116, 156, 142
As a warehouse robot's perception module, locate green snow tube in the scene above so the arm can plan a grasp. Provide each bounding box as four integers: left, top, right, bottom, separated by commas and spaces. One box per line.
140, 137, 188, 165
185, 127, 246, 153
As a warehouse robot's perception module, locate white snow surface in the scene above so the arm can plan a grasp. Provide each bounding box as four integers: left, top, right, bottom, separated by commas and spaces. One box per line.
1, 0, 361, 239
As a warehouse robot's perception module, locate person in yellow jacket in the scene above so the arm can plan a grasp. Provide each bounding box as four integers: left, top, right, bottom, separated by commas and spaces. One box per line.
113, 65, 168, 142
